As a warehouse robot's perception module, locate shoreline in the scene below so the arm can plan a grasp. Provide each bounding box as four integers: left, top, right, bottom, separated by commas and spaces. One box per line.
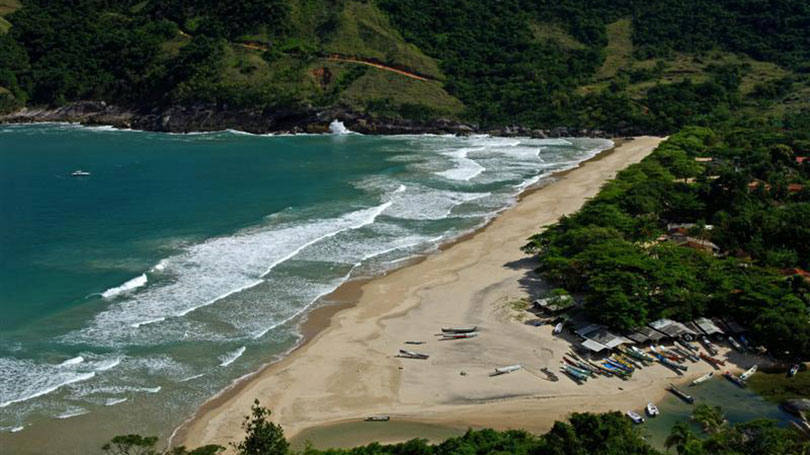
167, 138, 621, 448
176, 136, 687, 450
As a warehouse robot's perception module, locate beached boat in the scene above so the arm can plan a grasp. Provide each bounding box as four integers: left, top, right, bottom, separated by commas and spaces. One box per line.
668, 384, 695, 403
723, 371, 746, 387
699, 352, 725, 367
677, 339, 698, 352
365, 415, 390, 422
562, 364, 589, 381
627, 346, 655, 363
701, 336, 719, 355
553, 322, 563, 334
491, 364, 522, 376
71, 170, 91, 176
441, 326, 477, 334
540, 367, 559, 382
691, 372, 714, 386
441, 332, 478, 339
626, 410, 645, 424
398, 349, 429, 360
654, 353, 688, 371
404, 341, 425, 345
789, 364, 800, 377
728, 336, 745, 352
739, 364, 757, 381
646, 402, 660, 417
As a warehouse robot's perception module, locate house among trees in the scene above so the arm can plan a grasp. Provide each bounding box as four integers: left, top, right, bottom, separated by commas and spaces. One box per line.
574, 323, 632, 353
648, 318, 697, 339
532, 293, 575, 315
673, 236, 720, 254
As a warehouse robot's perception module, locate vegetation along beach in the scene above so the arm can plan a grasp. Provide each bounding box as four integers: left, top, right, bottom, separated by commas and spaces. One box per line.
1, 0, 810, 454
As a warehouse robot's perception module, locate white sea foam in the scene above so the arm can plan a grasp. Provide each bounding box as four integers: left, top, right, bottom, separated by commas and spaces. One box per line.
63, 202, 393, 345
55, 407, 90, 419
329, 120, 352, 135
436, 147, 486, 181
219, 347, 246, 367
10, 426, 24, 433
101, 274, 147, 299
105, 397, 128, 406
0, 370, 95, 409
59, 356, 84, 367
179, 373, 205, 382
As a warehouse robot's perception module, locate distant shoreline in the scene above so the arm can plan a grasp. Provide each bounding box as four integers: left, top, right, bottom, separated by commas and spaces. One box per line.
0, 101, 631, 138
173, 136, 752, 453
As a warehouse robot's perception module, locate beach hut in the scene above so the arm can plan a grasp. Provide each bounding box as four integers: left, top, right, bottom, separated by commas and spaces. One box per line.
532, 294, 575, 315
649, 319, 697, 339
693, 317, 724, 337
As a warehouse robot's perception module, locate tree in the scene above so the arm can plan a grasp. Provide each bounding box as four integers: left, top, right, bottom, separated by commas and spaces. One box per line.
232, 400, 289, 455
690, 404, 726, 434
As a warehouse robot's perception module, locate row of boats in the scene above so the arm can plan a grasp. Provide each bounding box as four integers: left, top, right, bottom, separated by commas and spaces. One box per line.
397, 327, 479, 360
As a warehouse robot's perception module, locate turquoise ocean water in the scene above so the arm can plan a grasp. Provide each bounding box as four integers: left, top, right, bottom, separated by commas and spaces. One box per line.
0, 123, 611, 453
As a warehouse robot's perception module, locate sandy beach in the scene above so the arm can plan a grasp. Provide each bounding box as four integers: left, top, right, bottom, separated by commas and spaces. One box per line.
177, 135, 754, 450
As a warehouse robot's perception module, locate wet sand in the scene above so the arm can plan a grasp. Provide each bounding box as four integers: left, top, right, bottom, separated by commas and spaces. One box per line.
176, 136, 742, 450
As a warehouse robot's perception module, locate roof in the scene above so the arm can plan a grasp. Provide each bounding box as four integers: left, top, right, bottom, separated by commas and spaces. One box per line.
693, 317, 724, 336
586, 327, 632, 348
649, 318, 697, 338
630, 326, 667, 342
532, 294, 574, 312
581, 339, 609, 352
574, 323, 604, 338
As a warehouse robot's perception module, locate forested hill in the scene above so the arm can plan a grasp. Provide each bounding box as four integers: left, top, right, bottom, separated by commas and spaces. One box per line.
1, 0, 809, 133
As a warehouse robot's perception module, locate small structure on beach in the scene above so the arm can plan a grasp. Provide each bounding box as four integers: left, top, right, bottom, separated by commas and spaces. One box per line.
532, 293, 575, 315
649, 319, 697, 339
574, 323, 632, 353
691, 317, 724, 337
627, 326, 667, 345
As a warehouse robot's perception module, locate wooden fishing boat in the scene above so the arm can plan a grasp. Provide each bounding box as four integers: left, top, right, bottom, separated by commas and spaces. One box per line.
441, 332, 478, 339
491, 364, 522, 376
365, 416, 390, 422
701, 336, 719, 355
728, 336, 745, 352
654, 353, 688, 371
668, 384, 695, 403
723, 371, 746, 387
404, 341, 425, 345
540, 367, 559, 382
690, 372, 714, 386
699, 352, 725, 367
739, 364, 757, 381
398, 349, 429, 360
441, 326, 477, 334
676, 339, 698, 352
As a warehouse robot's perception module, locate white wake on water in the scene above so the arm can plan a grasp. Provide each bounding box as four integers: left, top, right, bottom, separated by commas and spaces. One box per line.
219, 347, 246, 367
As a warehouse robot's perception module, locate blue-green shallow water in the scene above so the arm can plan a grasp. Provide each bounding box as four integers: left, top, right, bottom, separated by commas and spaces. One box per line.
641, 378, 794, 450
0, 123, 612, 453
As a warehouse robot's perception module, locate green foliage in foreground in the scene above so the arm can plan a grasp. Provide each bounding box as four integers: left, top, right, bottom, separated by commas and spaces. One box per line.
105, 403, 808, 455
523, 114, 810, 358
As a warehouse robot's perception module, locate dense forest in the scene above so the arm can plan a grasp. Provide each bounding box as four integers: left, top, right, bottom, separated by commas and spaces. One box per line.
524, 112, 810, 359
1, 0, 809, 132
106, 402, 810, 455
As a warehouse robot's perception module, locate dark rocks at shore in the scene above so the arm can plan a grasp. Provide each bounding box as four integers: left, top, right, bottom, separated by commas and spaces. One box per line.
1, 101, 622, 138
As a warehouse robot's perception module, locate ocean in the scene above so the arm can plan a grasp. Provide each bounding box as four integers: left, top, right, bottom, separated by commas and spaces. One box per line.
0, 123, 612, 453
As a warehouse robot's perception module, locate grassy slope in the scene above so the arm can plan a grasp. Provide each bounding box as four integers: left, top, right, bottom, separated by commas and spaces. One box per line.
576, 16, 804, 115
212, 0, 462, 117
529, 21, 586, 51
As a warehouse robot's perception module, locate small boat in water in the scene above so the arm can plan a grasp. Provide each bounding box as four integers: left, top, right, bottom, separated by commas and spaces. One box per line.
441, 326, 477, 334
646, 402, 660, 417
398, 349, 429, 360
70, 170, 91, 177
723, 371, 746, 387
668, 384, 695, 403
491, 364, 522, 376
626, 410, 645, 424
365, 415, 390, 422
739, 364, 757, 381
691, 372, 714, 386
553, 322, 563, 334
789, 364, 800, 377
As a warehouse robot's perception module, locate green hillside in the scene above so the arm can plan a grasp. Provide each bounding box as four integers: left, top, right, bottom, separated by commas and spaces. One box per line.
0, 0, 808, 131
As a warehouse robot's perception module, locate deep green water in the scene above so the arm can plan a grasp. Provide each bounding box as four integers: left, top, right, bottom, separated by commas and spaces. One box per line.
0, 123, 612, 453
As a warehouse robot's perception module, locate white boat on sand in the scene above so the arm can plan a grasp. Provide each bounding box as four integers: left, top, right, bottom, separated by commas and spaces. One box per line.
491, 364, 522, 376
646, 402, 660, 417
